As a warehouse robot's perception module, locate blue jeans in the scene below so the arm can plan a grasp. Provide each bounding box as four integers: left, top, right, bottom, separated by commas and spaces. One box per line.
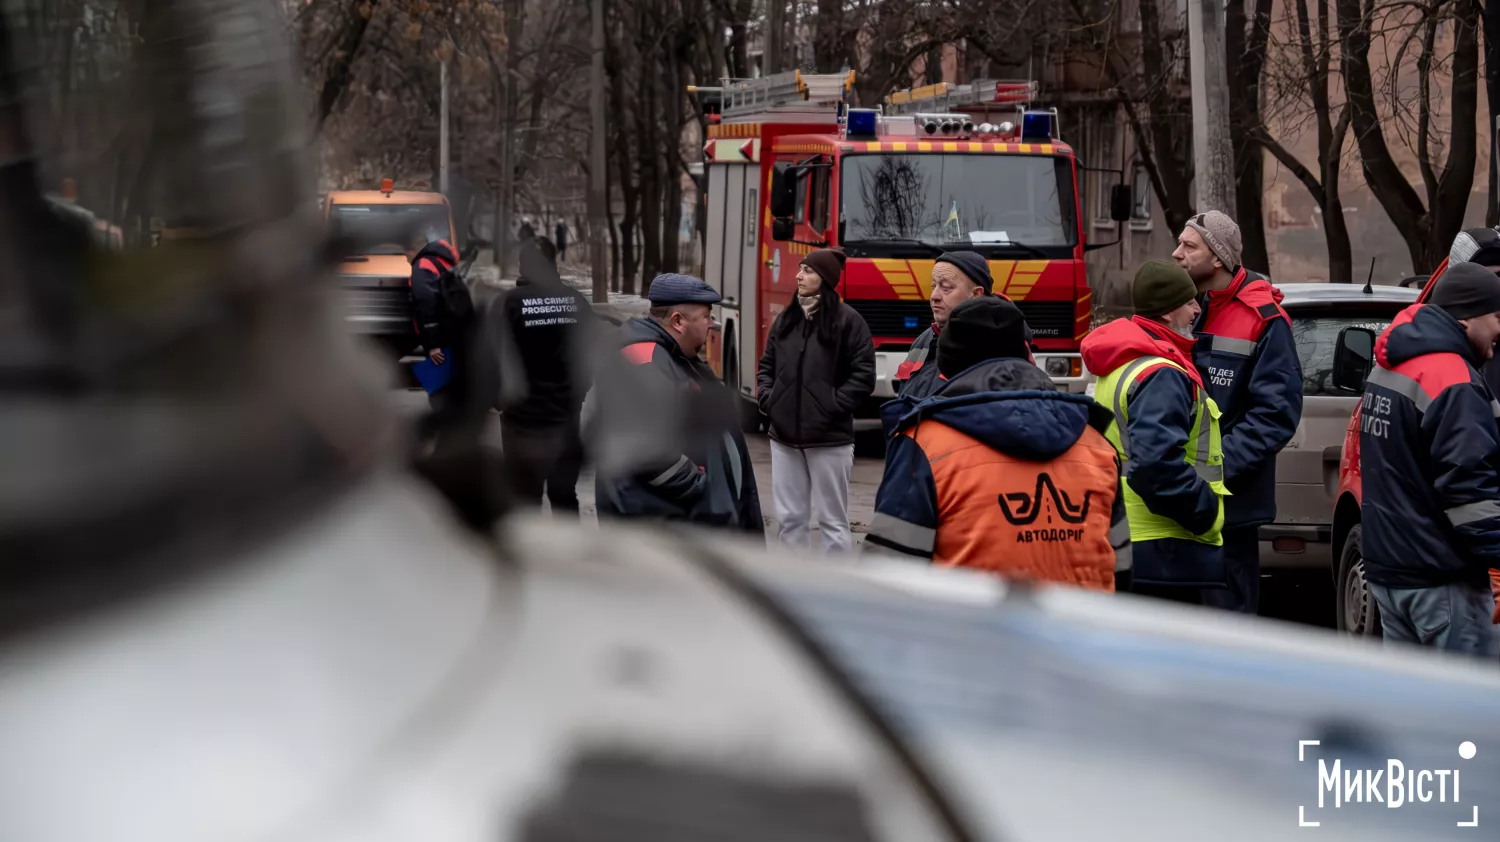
1370, 581, 1499, 659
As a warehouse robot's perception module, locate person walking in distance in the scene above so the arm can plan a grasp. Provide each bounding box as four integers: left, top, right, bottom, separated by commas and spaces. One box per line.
756, 248, 875, 553
593, 273, 764, 534
1172, 211, 1301, 613
497, 239, 592, 514
892, 251, 1020, 400
1080, 262, 1229, 600
1359, 262, 1500, 657
867, 296, 1129, 589
407, 233, 471, 435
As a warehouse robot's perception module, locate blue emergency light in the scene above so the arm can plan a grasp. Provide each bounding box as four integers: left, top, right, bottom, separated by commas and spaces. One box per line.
846, 108, 879, 140
904, 315, 920, 329
1020, 110, 1054, 142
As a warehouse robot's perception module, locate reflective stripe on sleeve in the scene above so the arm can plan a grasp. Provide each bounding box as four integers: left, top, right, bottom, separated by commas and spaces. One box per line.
1114, 543, 1133, 573
1445, 499, 1500, 527
1209, 335, 1258, 355
649, 454, 693, 487
1365, 366, 1432, 413
1109, 517, 1130, 548
868, 512, 936, 554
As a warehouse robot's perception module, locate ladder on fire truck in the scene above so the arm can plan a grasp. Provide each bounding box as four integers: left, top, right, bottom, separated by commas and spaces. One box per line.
705, 70, 855, 123
883, 79, 1037, 117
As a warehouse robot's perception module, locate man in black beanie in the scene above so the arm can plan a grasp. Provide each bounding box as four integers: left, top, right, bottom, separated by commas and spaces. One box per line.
893, 250, 1032, 400
1359, 261, 1500, 657
869, 296, 1130, 591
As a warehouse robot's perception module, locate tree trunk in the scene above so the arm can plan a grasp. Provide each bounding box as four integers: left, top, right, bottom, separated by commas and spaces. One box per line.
1135, 0, 1196, 233
660, 51, 684, 274
1226, 0, 1273, 273
813, 0, 846, 72
1337, 0, 1423, 265
314, 0, 379, 133
1486, 0, 1500, 226
764, 0, 783, 75
726, 0, 751, 78
589, 0, 610, 304
606, 7, 640, 294
638, 52, 662, 280
1426, 0, 1481, 271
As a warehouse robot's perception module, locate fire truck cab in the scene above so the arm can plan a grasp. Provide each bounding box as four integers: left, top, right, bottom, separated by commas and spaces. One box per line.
697, 71, 1128, 422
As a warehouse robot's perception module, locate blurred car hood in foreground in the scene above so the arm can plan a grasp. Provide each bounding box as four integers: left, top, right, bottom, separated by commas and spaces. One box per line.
3, 487, 1494, 842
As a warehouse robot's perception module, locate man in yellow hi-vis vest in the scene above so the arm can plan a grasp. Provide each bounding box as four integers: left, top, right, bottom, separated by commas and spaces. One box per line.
1081, 261, 1229, 602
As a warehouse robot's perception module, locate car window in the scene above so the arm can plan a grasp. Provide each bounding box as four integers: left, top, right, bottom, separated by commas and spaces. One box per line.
1291, 313, 1397, 396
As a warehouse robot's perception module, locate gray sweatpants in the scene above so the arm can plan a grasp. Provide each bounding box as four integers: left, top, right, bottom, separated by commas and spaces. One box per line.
770, 440, 855, 554
1370, 581, 1499, 659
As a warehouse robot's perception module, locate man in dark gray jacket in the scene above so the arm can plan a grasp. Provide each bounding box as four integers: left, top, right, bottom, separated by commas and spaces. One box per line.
592, 273, 763, 534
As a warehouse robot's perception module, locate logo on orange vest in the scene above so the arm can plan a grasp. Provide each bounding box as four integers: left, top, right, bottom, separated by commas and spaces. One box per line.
998, 473, 1092, 535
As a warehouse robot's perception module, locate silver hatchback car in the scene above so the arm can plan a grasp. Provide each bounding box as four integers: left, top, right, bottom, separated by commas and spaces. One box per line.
1260, 283, 1419, 573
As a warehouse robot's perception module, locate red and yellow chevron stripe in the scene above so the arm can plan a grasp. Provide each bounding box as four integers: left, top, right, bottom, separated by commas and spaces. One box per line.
844, 141, 1072, 156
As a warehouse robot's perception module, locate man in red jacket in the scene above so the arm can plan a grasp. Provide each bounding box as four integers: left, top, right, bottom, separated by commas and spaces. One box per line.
1172, 211, 1302, 615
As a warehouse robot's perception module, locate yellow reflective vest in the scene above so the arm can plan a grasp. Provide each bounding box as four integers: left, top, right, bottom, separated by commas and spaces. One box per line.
1094, 356, 1229, 546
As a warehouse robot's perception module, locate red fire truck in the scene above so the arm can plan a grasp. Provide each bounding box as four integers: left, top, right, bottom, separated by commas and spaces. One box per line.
696, 71, 1130, 419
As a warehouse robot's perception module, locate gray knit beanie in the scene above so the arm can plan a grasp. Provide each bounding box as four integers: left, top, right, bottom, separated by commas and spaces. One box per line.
1184, 210, 1243, 270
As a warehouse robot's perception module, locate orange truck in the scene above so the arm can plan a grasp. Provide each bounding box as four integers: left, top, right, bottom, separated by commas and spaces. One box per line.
324, 179, 459, 357
694, 72, 1131, 421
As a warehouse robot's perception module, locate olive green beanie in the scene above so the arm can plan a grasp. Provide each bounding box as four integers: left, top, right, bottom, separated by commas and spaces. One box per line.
1133, 260, 1198, 318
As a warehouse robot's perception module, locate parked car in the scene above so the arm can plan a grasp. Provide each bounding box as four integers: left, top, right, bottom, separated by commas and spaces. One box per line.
1326, 267, 1444, 635
1260, 284, 1419, 580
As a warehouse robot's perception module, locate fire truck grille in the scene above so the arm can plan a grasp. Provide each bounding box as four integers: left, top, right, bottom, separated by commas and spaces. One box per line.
1012, 300, 1077, 339
845, 300, 933, 338
847, 299, 1078, 340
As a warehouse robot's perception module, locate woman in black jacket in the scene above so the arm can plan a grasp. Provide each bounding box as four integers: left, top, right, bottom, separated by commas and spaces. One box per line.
756, 248, 875, 553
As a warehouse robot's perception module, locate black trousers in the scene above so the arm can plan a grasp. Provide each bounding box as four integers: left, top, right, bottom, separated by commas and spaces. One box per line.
1200, 528, 1261, 614
501, 415, 584, 514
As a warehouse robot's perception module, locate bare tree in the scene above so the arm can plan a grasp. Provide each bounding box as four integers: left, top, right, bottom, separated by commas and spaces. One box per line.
1257, 0, 1354, 282
1336, 0, 1481, 273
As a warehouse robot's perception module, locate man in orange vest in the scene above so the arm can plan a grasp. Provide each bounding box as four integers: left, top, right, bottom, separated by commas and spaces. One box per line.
866, 297, 1130, 591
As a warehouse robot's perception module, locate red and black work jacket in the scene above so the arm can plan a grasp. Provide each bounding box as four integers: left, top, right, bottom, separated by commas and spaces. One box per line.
1191, 268, 1302, 530
1361, 303, 1500, 591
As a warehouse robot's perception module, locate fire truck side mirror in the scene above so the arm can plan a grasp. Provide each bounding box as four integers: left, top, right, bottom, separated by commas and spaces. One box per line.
771, 217, 795, 242
769, 164, 798, 219
1109, 184, 1132, 223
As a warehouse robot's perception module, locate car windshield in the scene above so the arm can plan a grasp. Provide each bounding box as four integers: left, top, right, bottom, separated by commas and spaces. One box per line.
1291, 312, 1401, 396
840, 154, 1077, 251
329, 204, 452, 255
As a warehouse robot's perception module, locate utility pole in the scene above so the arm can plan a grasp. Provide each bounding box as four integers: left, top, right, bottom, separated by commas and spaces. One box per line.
589, 0, 609, 304
764, 0, 783, 75
495, 0, 523, 274
1187, 0, 1236, 215
439, 58, 450, 196
1484, 0, 1499, 225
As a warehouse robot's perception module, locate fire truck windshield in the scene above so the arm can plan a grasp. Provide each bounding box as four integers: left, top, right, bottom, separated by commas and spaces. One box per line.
840, 154, 1077, 257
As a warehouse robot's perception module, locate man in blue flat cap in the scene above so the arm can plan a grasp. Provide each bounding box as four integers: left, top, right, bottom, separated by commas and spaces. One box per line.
591, 273, 764, 535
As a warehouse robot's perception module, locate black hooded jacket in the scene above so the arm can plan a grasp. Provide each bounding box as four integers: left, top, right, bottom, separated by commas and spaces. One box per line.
498, 243, 594, 427
408, 239, 462, 349
755, 284, 875, 448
